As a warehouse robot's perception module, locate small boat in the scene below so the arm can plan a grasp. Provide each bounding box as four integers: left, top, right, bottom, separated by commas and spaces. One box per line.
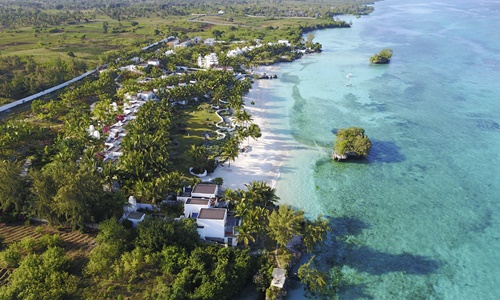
345, 83, 353, 87
346, 73, 353, 78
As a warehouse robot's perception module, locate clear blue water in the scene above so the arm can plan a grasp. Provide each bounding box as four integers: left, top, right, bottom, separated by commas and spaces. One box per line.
257, 0, 500, 299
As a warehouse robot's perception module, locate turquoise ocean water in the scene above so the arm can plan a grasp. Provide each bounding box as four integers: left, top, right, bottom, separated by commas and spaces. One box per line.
256, 0, 500, 299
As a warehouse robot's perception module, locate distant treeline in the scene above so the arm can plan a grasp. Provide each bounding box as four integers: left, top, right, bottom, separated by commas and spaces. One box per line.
0, 0, 376, 27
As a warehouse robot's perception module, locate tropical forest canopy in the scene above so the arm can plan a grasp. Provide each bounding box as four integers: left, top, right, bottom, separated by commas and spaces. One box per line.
0, 0, 376, 27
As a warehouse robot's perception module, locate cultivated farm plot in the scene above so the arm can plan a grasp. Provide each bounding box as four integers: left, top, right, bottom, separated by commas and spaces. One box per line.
0, 224, 96, 285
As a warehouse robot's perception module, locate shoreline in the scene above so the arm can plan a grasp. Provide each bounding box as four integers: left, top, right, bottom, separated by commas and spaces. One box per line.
210, 66, 288, 191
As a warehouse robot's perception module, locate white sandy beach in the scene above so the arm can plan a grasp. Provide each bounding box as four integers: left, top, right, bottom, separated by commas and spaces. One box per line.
210, 74, 291, 191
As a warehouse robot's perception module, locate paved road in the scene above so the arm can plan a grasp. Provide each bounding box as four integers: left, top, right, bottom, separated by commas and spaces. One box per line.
0, 67, 99, 114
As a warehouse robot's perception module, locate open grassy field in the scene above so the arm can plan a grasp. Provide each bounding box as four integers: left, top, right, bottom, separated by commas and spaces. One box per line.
0, 18, 152, 64
0, 11, 335, 66
0, 13, 202, 62
170, 102, 220, 172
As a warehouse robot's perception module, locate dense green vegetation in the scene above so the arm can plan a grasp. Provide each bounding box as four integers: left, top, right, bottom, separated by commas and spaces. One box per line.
0, 0, 374, 104
369, 48, 393, 64
0, 234, 77, 299
0, 65, 258, 224
0, 0, 379, 298
0, 56, 87, 104
0, 0, 375, 28
333, 127, 372, 159
81, 217, 257, 299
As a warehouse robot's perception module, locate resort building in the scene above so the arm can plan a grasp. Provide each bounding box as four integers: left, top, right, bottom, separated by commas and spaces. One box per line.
137, 91, 158, 101
191, 183, 220, 198
197, 208, 227, 240
123, 196, 146, 228
271, 268, 287, 289
175, 40, 192, 48
178, 184, 238, 246
147, 59, 161, 67
194, 207, 239, 246
227, 47, 245, 57
198, 53, 219, 69
277, 40, 291, 46
125, 212, 146, 228
184, 198, 214, 218
167, 39, 179, 47
204, 38, 215, 46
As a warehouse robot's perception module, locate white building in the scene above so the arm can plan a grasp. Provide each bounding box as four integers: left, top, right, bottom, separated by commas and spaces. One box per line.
125, 212, 146, 228
180, 184, 238, 246
147, 59, 161, 67
271, 268, 287, 289
119, 65, 141, 73
175, 40, 192, 48
197, 53, 219, 69
168, 39, 180, 47
137, 91, 157, 101
123, 196, 146, 228
278, 40, 291, 46
227, 47, 244, 57
204, 38, 215, 46
191, 184, 219, 198
196, 208, 227, 240
184, 198, 211, 218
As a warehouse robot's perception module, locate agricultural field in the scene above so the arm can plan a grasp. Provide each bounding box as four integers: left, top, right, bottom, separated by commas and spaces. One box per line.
0, 223, 96, 283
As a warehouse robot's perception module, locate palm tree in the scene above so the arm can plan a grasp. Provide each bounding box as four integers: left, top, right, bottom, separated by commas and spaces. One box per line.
234, 197, 253, 219
297, 256, 329, 294
186, 144, 208, 173
246, 123, 262, 145
228, 94, 244, 111
223, 188, 243, 205
245, 180, 279, 207
233, 126, 248, 144
0, 160, 29, 213
234, 109, 252, 129
212, 85, 230, 107
132, 178, 154, 203
303, 215, 330, 252
91, 99, 112, 126
236, 224, 255, 246
100, 161, 116, 189
267, 205, 305, 248
221, 138, 239, 167
159, 171, 198, 196
245, 206, 269, 243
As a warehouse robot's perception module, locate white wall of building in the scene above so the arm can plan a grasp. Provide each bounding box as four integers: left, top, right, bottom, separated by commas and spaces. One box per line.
197, 216, 226, 239
184, 202, 209, 217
